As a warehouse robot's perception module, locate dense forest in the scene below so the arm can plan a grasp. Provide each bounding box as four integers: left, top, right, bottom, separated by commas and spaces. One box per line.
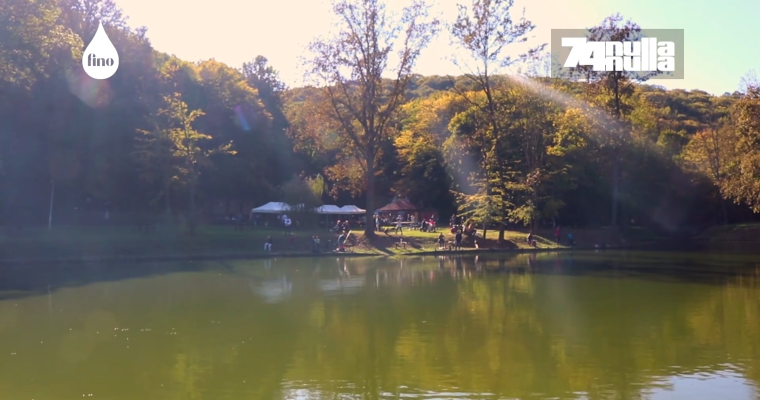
1, 0, 759, 237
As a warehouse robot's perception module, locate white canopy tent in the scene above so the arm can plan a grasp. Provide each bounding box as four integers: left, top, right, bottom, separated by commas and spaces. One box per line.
250, 202, 291, 215
339, 205, 366, 215
315, 205, 343, 214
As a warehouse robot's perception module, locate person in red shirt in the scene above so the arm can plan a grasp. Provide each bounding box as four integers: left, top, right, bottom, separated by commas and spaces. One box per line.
554, 226, 561, 245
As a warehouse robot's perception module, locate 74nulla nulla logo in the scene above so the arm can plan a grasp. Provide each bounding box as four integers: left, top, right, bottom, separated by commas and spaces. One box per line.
562, 37, 675, 72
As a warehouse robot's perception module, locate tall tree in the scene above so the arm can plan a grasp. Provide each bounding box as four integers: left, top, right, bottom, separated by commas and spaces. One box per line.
450, 0, 544, 241
195, 59, 276, 213
133, 118, 177, 217
0, 0, 81, 227
682, 124, 738, 223
0, 0, 81, 91
242, 55, 287, 106
306, 0, 440, 236
723, 82, 760, 212
581, 14, 660, 228
242, 55, 295, 182
158, 93, 234, 232
58, 0, 128, 37
395, 92, 462, 214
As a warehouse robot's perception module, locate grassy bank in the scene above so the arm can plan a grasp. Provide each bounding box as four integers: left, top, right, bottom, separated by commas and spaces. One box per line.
0, 224, 663, 264
699, 223, 760, 242
697, 223, 760, 252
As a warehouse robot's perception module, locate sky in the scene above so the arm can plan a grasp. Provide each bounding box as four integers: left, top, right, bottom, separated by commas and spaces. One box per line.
113, 0, 760, 95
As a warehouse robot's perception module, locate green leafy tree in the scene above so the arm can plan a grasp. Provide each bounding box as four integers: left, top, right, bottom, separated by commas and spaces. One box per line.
683, 124, 738, 223
0, 0, 82, 227
581, 14, 661, 228
242, 55, 295, 183
159, 93, 234, 232
723, 83, 760, 212
306, 174, 327, 203
449, 0, 544, 241
0, 0, 81, 91
195, 59, 275, 212
133, 122, 176, 216
278, 174, 325, 226
395, 93, 462, 214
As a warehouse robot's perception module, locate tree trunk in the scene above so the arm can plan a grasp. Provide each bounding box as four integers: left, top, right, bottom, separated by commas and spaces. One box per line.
48, 180, 55, 231
620, 189, 628, 230
498, 208, 506, 243
163, 177, 171, 218
612, 75, 622, 230
531, 189, 539, 234
188, 175, 197, 235
721, 197, 729, 225
611, 148, 620, 228
364, 155, 376, 237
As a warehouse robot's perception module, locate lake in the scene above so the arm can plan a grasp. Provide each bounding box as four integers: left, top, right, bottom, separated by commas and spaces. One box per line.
0, 251, 758, 400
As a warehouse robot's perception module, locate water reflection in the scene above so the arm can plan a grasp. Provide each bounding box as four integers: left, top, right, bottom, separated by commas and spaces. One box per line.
0, 252, 758, 400
255, 275, 292, 303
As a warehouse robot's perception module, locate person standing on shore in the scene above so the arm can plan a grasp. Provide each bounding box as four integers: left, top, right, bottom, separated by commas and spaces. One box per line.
264, 236, 273, 252
337, 232, 346, 252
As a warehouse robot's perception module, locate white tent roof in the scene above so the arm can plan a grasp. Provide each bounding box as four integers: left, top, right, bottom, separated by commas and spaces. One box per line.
339, 205, 366, 214
315, 205, 343, 214
288, 203, 306, 212
250, 202, 291, 214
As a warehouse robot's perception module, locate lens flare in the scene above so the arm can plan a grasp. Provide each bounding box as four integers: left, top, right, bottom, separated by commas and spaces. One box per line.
234, 105, 251, 131
67, 69, 113, 109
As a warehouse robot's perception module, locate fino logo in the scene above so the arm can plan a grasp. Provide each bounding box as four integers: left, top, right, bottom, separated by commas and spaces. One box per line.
82, 21, 119, 79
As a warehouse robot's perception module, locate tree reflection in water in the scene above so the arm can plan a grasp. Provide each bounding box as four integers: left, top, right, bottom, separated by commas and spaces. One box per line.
0, 251, 757, 400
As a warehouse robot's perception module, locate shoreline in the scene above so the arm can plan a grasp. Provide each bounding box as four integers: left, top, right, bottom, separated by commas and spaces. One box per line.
1, 225, 690, 266
0, 243, 667, 266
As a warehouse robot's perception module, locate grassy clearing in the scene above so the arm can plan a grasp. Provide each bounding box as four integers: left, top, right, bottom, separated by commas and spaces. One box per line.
339, 225, 659, 255
340, 226, 614, 255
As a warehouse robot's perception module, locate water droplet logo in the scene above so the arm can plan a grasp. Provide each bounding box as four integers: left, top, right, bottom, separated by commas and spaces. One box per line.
82, 21, 119, 80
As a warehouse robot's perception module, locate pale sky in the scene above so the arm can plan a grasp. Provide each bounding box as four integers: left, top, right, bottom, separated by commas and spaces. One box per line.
113, 0, 760, 95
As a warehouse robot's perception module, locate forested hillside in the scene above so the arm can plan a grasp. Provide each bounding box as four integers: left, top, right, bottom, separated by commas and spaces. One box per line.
1, 0, 759, 236
286, 76, 755, 232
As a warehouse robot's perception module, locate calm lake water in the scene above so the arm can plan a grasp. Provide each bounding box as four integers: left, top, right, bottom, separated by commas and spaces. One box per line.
1, 251, 759, 400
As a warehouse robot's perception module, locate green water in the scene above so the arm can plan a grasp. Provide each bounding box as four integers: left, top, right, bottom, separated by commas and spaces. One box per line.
1, 251, 759, 400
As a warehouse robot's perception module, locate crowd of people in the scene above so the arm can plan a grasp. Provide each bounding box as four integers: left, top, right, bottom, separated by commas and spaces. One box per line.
374, 213, 438, 234
258, 211, 574, 254
261, 214, 356, 254
332, 219, 351, 233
